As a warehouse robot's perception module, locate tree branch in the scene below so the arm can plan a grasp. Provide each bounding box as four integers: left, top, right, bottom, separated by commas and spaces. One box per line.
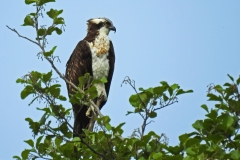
6, 25, 39, 46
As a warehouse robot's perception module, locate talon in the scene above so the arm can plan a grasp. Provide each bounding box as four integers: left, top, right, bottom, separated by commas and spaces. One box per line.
99, 92, 107, 101
86, 107, 92, 117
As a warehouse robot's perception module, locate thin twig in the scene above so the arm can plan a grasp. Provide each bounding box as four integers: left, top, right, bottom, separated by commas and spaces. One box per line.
6, 25, 39, 46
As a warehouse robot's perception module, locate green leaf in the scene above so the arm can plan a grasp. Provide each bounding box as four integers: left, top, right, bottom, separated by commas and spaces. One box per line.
36, 136, 43, 149
59, 122, 69, 135
205, 109, 218, 119
29, 12, 36, 17
129, 94, 140, 108
42, 71, 52, 83
216, 103, 230, 111
149, 111, 157, 118
236, 76, 240, 85
85, 86, 98, 99
186, 147, 196, 156
54, 17, 65, 25
13, 156, 21, 160
24, 139, 34, 147
201, 104, 209, 113
179, 133, 189, 144
222, 114, 234, 128
59, 142, 74, 157
55, 27, 62, 35
46, 9, 62, 19
230, 150, 240, 160
39, 112, 49, 125
185, 137, 201, 148
223, 82, 232, 87
37, 107, 51, 114
25, 0, 38, 5
16, 78, 25, 83
38, 0, 55, 6
176, 89, 193, 95
21, 149, 30, 159
153, 152, 162, 159
46, 26, 55, 35
55, 137, 63, 147
113, 122, 125, 135
234, 134, 240, 140
214, 84, 223, 93
49, 84, 61, 97
25, 118, 40, 135
168, 87, 173, 96
165, 146, 183, 155
171, 84, 179, 90
160, 81, 168, 87
37, 28, 46, 36
126, 111, 133, 115
21, 85, 35, 99
207, 93, 222, 101
22, 15, 34, 26
58, 95, 67, 101
69, 92, 83, 104
163, 94, 169, 101
228, 74, 234, 82
105, 123, 111, 131
153, 86, 165, 95
44, 46, 57, 57
100, 76, 108, 83
192, 120, 203, 131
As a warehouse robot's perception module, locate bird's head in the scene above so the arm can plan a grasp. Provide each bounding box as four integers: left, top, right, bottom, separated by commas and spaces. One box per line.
87, 17, 116, 35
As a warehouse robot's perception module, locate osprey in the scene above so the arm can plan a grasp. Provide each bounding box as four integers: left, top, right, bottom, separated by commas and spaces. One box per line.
65, 17, 116, 137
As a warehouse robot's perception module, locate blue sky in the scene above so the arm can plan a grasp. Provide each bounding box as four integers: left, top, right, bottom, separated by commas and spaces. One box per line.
1, 1, 240, 159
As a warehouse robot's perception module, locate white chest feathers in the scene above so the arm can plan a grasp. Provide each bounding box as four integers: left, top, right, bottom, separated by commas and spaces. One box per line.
88, 33, 110, 98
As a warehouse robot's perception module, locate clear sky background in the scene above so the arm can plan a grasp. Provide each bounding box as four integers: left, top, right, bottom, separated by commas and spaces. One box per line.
1, 1, 240, 159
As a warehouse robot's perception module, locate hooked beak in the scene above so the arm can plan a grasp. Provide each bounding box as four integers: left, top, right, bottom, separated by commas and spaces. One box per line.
109, 25, 116, 33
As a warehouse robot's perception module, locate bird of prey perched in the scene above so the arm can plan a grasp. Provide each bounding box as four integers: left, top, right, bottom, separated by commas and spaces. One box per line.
65, 17, 116, 137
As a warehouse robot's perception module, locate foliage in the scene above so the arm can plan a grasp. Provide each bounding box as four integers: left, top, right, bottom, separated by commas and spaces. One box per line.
9, 0, 240, 160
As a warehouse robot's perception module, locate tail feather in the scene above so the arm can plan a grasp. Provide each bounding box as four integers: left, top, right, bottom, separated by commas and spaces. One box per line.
73, 104, 91, 137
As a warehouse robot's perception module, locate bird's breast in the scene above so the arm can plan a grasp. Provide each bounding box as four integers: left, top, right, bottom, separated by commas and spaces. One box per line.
88, 34, 110, 80
90, 34, 110, 56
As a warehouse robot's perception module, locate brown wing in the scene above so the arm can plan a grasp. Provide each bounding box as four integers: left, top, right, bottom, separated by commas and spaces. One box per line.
65, 40, 93, 94
100, 40, 115, 109
65, 40, 92, 136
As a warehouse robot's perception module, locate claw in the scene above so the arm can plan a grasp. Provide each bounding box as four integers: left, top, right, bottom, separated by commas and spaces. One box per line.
99, 92, 107, 101
86, 107, 92, 117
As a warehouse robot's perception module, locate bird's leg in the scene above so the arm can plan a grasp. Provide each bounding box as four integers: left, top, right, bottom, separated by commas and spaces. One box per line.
86, 107, 92, 117
87, 91, 107, 132
88, 93, 106, 132
86, 103, 96, 117
86, 92, 106, 117
88, 115, 96, 132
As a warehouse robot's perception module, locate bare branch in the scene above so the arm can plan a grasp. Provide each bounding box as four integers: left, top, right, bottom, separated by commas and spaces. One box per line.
6, 25, 39, 46
121, 76, 147, 108
154, 100, 178, 111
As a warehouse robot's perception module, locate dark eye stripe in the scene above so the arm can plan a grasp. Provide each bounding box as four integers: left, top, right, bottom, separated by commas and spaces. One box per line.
105, 21, 111, 26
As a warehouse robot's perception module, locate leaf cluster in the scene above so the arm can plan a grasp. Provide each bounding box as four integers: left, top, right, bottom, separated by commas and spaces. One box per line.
160, 75, 240, 160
